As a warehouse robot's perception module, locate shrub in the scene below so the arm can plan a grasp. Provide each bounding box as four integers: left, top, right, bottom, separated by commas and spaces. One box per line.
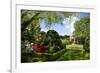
43, 30, 63, 53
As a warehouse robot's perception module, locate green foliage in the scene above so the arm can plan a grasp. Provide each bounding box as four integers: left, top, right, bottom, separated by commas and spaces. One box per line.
21, 10, 74, 57
21, 10, 90, 62
58, 50, 83, 60
21, 10, 74, 32
43, 30, 63, 53
73, 16, 90, 38
57, 44, 90, 60
73, 16, 90, 52
61, 35, 70, 48
21, 52, 36, 62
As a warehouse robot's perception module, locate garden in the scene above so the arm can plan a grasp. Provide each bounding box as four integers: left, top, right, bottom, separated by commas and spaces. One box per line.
21, 10, 90, 63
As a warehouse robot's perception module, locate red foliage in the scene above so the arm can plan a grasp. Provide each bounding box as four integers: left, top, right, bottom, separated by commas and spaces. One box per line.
32, 44, 48, 53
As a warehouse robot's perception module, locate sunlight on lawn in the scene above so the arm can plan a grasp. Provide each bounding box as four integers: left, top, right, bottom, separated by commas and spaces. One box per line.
66, 44, 83, 50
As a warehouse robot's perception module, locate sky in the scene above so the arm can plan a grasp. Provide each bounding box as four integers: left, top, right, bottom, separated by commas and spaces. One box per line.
40, 12, 90, 36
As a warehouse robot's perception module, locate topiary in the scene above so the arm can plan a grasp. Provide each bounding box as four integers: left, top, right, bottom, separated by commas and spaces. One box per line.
43, 30, 63, 53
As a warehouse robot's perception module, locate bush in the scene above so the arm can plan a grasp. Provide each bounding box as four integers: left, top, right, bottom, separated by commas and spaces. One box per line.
43, 30, 63, 53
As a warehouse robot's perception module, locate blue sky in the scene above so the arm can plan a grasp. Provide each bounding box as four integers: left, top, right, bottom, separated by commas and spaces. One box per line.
40, 12, 90, 36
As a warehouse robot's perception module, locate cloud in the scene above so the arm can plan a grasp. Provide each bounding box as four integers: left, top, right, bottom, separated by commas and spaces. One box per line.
63, 18, 70, 25
70, 16, 79, 36
40, 28, 48, 32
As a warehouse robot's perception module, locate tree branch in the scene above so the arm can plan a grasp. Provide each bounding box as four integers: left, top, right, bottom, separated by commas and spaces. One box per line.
21, 12, 40, 33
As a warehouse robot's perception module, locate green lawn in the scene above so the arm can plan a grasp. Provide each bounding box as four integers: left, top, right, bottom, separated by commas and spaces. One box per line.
66, 44, 84, 50
57, 44, 89, 61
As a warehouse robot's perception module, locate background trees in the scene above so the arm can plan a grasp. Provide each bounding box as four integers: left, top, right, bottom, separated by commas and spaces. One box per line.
73, 16, 90, 52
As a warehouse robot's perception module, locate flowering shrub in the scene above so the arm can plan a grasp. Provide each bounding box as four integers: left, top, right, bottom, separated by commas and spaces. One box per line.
32, 43, 48, 53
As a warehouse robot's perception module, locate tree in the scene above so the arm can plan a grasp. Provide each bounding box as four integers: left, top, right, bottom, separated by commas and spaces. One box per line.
73, 16, 90, 52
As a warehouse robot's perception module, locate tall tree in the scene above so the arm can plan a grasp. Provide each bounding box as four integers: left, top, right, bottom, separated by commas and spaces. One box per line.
73, 16, 90, 52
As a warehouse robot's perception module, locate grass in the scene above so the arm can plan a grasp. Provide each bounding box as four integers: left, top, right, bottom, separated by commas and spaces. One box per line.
66, 44, 84, 51
57, 44, 88, 60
